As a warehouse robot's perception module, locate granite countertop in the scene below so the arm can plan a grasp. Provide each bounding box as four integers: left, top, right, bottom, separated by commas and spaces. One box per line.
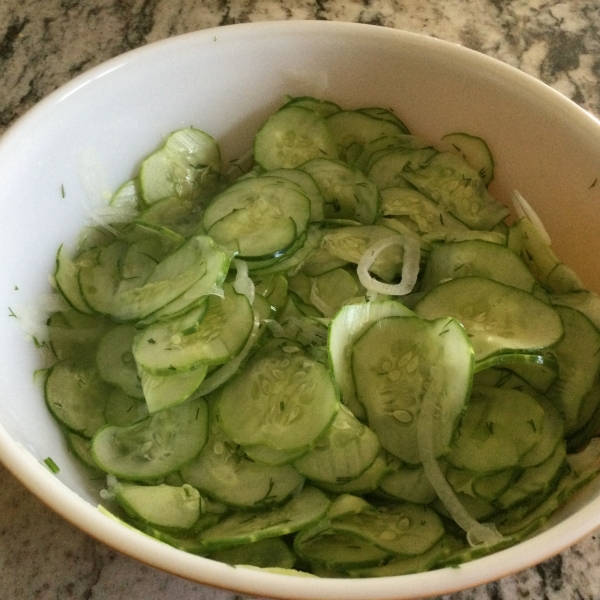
2, 1, 600, 599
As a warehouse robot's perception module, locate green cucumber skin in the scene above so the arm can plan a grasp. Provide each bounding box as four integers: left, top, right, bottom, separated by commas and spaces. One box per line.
40, 96, 600, 578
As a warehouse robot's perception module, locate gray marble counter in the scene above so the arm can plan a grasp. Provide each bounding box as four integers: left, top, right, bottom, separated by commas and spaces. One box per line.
2, 1, 600, 599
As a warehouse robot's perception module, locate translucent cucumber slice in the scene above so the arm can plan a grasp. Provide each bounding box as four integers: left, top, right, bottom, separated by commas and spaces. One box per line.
104, 388, 148, 426
366, 147, 437, 190
446, 386, 544, 473
209, 537, 296, 569
254, 105, 339, 170
110, 178, 142, 212
202, 177, 311, 258
80, 236, 218, 322
379, 463, 438, 504
321, 225, 404, 282
420, 240, 535, 293
357, 107, 410, 133
91, 396, 209, 480
216, 347, 339, 452
48, 310, 113, 367
136, 196, 205, 238
54, 245, 96, 314
352, 316, 473, 464
329, 502, 444, 557
65, 430, 99, 470
96, 324, 143, 399
517, 396, 565, 468
295, 528, 391, 570
300, 158, 380, 224
496, 443, 567, 511
139, 365, 208, 414
133, 284, 253, 375
140, 127, 221, 205
325, 110, 406, 157
317, 451, 396, 495
347, 535, 460, 578
403, 152, 509, 230
414, 276, 564, 364
352, 134, 428, 171
113, 482, 201, 530
45, 363, 108, 438
242, 444, 309, 466
196, 486, 330, 552
546, 305, 600, 435
379, 187, 469, 238
438, 132, 495, 186
208, 213, 298, 260
293, 405, 380, 484
263, 168, 326, 222
181, 412, 304, 509
328, 300, 415, 421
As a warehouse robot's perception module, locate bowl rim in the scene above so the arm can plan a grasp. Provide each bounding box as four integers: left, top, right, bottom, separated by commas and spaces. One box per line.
2, 19, 600, 600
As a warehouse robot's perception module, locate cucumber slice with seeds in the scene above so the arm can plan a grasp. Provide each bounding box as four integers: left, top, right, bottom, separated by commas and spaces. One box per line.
45, 363, 108, 438
254, 105, 339, 170
140, 127, 221, 205
414, 276, 564, 364
113, 482, 201, 531
133, 284, 253, 375
91, 396, 209, 480
216, 347, 339, 452
352, 316, 473, 464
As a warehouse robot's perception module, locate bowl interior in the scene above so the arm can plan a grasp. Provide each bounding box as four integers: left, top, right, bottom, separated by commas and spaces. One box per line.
0, 21, 599, 600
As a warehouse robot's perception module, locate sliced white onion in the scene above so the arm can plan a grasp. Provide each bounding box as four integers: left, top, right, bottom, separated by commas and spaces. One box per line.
357, 235, 420, 296
417, 373, 504, 548
309, 281, 336, 317
265, 319, 287, 339
232, 259, 255, 305
512, 190, 552, 245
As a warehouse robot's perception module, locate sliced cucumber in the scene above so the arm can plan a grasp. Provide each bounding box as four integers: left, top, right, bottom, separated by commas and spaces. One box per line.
300, 158, 380, 224
420, 240, 535, 293
254, 105, 338, 170
91, 396, 209, 480
352, 315, 473, 464
546, 305, 600, 435
113, 482, 201, 530
328, 299, 415, 420
139, 365, 208, 414
438, 132, 494, 186
140, 127, 221, 205
96, 324, 143, 398
414, 276, 564, 364
133, 284, 253, 375
447, 387, 544, 473
45, 363, 108, 438
403, 152, 509, 230
216, 346, 339, 452
293, 405, 380, 484
195, 486, 330, 553
181, 410, 304, 509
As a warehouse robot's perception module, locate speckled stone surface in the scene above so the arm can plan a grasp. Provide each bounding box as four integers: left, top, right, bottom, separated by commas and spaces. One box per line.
2, 1, 600, 599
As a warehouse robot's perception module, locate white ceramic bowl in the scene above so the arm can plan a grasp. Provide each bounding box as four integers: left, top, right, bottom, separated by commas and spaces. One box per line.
0, 20, 599, 600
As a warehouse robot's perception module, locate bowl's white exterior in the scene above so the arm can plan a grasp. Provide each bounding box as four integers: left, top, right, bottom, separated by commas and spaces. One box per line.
0, 20, 599, 600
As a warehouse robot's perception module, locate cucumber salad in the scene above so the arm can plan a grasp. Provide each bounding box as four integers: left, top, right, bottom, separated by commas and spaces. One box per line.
39, 95, 600, 577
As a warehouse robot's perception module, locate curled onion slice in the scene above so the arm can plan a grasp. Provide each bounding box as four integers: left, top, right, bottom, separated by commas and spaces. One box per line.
309, 280, 336, 317
417, 372, 503, 547
357, 235, 420, 296
232, 259, 255, 305
512, 190, 551, 245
